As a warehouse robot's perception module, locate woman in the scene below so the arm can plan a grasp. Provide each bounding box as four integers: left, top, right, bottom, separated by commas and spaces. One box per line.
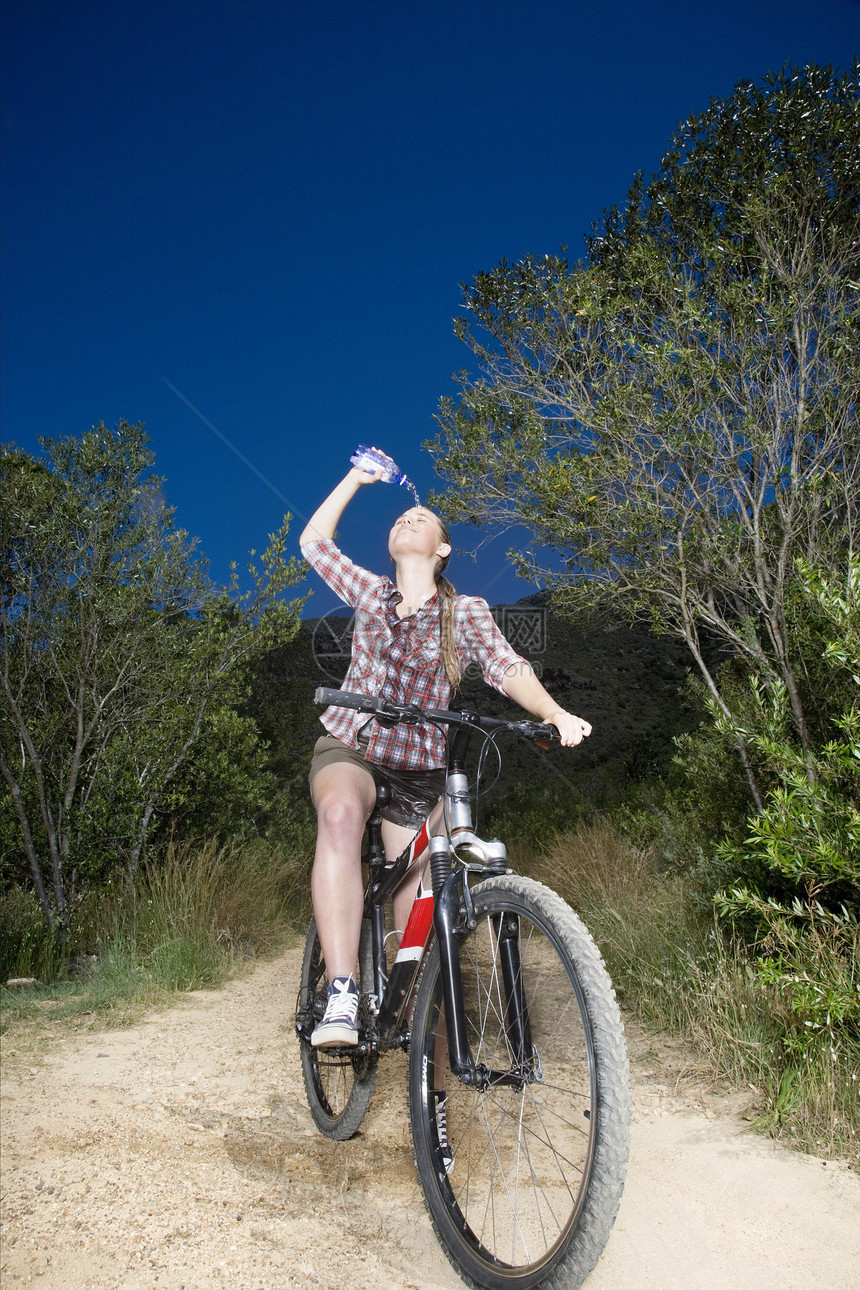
299, 460, 591, 1048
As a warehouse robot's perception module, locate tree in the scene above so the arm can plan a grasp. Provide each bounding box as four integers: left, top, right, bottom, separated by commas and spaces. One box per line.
1, 422, 306, 940
429, 64, 860, 807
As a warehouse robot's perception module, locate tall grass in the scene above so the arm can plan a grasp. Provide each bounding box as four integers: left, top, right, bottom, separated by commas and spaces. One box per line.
524, 820, 859, 1165
1, 837, 312, 1034
123, 837, 310, 982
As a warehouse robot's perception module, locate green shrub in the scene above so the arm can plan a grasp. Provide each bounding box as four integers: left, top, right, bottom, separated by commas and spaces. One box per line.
0, 886, 68, 982
1, 835, 312, 1033
716, 562, 860, 1064
0, 883, 117, 983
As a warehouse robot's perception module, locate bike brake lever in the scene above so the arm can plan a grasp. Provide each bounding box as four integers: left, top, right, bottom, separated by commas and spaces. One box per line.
374, 698, 425, 729
372, 699, 400, 729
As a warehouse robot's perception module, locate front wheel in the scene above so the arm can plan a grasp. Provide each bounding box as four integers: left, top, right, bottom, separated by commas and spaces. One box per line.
296, 914, 379, 1140
408, 875, 630, 1290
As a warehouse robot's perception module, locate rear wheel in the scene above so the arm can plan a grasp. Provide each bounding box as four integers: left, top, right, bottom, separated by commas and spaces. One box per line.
297, 914, 378, 1139
408, 875, 630, 1289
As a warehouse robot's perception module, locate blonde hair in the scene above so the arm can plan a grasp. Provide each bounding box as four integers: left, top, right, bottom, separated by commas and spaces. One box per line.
432, 515, 461, 690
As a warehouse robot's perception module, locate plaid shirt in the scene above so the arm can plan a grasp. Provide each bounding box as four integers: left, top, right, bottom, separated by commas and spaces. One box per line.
302, 537, 527, 769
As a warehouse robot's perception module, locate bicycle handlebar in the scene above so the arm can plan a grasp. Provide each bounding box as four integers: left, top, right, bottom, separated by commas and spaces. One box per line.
313, 687, 559, 744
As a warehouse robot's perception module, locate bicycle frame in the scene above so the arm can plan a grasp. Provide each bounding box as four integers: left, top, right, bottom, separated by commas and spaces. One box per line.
349, 715, 526, 1089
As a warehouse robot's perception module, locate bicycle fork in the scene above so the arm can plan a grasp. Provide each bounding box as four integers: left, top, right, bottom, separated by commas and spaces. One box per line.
429, 837, 538, 1091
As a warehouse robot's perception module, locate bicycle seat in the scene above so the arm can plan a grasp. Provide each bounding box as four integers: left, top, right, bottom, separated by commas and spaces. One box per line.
375, 783, 391, 808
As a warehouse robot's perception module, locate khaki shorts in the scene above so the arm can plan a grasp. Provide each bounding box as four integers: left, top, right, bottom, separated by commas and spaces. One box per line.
308, 735, 445, 829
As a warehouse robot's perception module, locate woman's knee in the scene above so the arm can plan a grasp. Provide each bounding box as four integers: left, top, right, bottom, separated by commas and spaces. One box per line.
314, 787, 369, 840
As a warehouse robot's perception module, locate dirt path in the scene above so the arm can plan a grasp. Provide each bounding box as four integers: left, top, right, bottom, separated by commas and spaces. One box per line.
2, 944, 858, 1290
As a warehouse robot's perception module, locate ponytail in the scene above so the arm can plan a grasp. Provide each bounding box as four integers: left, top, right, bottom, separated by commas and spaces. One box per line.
432, 514, 461, 690
435, 572, 462, 690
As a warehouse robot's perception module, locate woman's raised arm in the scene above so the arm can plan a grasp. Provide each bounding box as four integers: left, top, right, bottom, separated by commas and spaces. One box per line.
299, 466, 380, 547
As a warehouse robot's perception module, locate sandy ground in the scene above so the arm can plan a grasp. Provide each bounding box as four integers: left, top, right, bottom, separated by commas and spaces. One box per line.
1, 945, 858, 1290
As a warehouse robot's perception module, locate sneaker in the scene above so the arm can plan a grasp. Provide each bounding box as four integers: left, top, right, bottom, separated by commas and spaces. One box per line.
434, 1091, 455, 1175
311, 976, 359, 1048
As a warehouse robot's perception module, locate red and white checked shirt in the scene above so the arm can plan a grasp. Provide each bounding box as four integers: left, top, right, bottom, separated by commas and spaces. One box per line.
302, 538, 527, 769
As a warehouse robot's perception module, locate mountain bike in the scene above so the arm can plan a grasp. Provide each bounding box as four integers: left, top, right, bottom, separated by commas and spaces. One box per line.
295, 688, 630, 1290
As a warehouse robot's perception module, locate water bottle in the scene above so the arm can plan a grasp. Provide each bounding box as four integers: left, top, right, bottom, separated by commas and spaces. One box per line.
350, 444, 420, 504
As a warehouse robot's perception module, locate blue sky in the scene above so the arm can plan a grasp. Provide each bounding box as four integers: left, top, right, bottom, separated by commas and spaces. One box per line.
3, 0, 858, 613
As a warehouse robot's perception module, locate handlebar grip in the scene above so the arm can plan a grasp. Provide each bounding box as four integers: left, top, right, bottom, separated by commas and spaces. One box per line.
523, 722, 560, 745
314, 687, 372, 711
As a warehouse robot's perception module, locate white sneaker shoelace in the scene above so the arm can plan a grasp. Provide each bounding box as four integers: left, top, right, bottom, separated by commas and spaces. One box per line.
321, 977, 358, 1026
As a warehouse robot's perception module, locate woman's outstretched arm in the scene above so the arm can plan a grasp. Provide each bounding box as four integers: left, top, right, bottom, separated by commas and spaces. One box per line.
501, 663, 593, 748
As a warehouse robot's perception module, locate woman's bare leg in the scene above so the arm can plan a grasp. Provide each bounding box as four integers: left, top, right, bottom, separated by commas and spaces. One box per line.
310, 761, 377, 979
383, 799, 445, 935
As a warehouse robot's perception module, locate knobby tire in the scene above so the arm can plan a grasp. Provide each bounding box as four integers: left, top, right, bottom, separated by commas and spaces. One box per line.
298, 914, 378, 1140
408, 875, 630, 1290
